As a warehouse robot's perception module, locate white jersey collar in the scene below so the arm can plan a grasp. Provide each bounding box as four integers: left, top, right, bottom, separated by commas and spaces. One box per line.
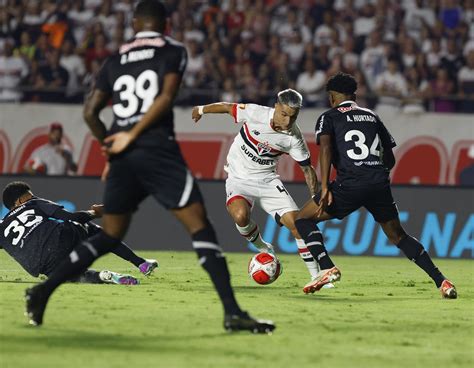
135, 31, 162, 38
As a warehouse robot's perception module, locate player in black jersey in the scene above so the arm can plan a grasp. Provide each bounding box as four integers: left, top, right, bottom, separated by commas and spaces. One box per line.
25, 0, 274, 333
295, 72, 457, 299
1, 181, 158, 284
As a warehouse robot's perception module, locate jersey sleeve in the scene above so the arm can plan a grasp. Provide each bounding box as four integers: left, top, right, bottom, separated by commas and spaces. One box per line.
94, 58, 112, 93
378, 119, 397, 149
289, 127, 311, 166
50, 208, 95, 224
315, 113, 333, 144
233, 103, 253, 124
164, 45, 187, 76
35, 199, 65, 217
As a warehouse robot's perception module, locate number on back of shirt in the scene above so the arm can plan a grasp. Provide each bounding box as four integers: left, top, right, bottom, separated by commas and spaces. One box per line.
112, 69, 159, 119
4, 209, 43, 247
344, 129, 381, 160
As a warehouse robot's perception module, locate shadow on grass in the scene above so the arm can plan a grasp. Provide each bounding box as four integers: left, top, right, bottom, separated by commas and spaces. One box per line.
285, 294, 425, 303
7, 327, 244, 353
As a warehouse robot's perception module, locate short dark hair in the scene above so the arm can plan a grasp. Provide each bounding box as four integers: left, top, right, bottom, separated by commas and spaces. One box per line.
134, 0, 167, 28
2, 181, 31, 210
326, 72, 358, 95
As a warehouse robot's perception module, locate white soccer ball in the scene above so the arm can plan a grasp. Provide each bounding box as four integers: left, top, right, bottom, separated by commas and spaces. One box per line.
248, 252, 282, 285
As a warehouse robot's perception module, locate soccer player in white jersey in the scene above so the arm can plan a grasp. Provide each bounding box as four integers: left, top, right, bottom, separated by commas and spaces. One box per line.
192, 89, 331, 286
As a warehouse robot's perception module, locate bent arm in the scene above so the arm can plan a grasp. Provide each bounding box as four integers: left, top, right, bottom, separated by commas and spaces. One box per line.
192, 102, 235, 122
300, 164, 319, 196
202, 102, 234, 114
50, 208, 96, 224
83, 89, 110, 143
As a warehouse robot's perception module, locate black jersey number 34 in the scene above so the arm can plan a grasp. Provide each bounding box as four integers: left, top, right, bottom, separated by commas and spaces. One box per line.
113, 69, 159, 119
345, 130, 381, 160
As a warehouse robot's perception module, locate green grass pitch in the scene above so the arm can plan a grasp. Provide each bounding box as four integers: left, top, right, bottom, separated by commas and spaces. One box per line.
0, 251, 472, 368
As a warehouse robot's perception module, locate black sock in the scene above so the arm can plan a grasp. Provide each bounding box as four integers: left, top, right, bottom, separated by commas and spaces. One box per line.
397, 235, 445, 287
86, 222, 145, 268
295, 218, 335, 270
110, 241, 145, 268
192, 225, 241, 316
42, 231, 120, 294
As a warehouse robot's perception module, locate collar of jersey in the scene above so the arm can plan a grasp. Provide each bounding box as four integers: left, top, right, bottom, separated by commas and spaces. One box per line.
338, 100, 356, 106
135, 31, 162, 38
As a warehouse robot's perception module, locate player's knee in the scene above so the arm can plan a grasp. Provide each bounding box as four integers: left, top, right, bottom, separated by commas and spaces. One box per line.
231, 209, 250, 227
387, 227, 407, 245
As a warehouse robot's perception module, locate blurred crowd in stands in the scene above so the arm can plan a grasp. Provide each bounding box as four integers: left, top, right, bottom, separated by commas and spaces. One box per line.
0, 0, 473, 113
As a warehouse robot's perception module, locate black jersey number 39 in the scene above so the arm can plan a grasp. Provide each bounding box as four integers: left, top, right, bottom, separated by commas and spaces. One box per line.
113, 70, 159, 119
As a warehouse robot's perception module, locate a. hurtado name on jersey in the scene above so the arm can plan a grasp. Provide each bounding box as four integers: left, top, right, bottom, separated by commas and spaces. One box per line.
347, 115, 376, 122
120, 49, 155, 64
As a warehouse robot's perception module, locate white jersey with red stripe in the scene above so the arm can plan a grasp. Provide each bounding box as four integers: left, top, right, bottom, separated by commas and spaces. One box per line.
225, 103, 310, 180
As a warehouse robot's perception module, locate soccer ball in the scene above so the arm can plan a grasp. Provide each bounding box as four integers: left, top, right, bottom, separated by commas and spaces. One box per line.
248, 252, 282, 285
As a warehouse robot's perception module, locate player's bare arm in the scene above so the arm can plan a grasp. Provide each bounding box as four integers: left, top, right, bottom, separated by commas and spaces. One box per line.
104, 73, 182, 155
318, 135, 333, 216
192, 102, 235, 122
300, 164, 319, 196
83, 89, 110, 143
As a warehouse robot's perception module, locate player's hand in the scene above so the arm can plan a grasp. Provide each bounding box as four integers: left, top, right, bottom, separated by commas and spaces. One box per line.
103, 132, 134, 155
316, 188, 333, 217
101, 162, 110, 182
192, 106, 202, 123
90, 204, 104, 218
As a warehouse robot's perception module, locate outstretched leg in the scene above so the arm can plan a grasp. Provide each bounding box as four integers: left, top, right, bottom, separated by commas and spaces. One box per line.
294, 198, 341, 293
87, 223, 158, 275
172, 201, 275, 333
25, 214, 133, 326
380, 218, 457, 299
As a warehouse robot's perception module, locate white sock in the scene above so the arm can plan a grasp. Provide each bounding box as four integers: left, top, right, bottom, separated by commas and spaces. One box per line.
296, 238, 320, 279
236, 220, 273, 252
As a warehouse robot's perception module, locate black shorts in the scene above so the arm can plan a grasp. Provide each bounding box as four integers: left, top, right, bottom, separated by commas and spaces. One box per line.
313, 181, 399, 223
40, 222, 88, 276
104, 141, 203, 214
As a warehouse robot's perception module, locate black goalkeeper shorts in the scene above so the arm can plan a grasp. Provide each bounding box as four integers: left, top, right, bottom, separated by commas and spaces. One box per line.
313, 181, 399, 223
104, 140, 203, 214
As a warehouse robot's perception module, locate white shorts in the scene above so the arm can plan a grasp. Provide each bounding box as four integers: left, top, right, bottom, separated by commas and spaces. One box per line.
225, 176, 299, 223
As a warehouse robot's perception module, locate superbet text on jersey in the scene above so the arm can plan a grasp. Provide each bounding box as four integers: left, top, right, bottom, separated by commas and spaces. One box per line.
225, 103, 311, 180
95, 31, 187, 147
315, 100, 397, 187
